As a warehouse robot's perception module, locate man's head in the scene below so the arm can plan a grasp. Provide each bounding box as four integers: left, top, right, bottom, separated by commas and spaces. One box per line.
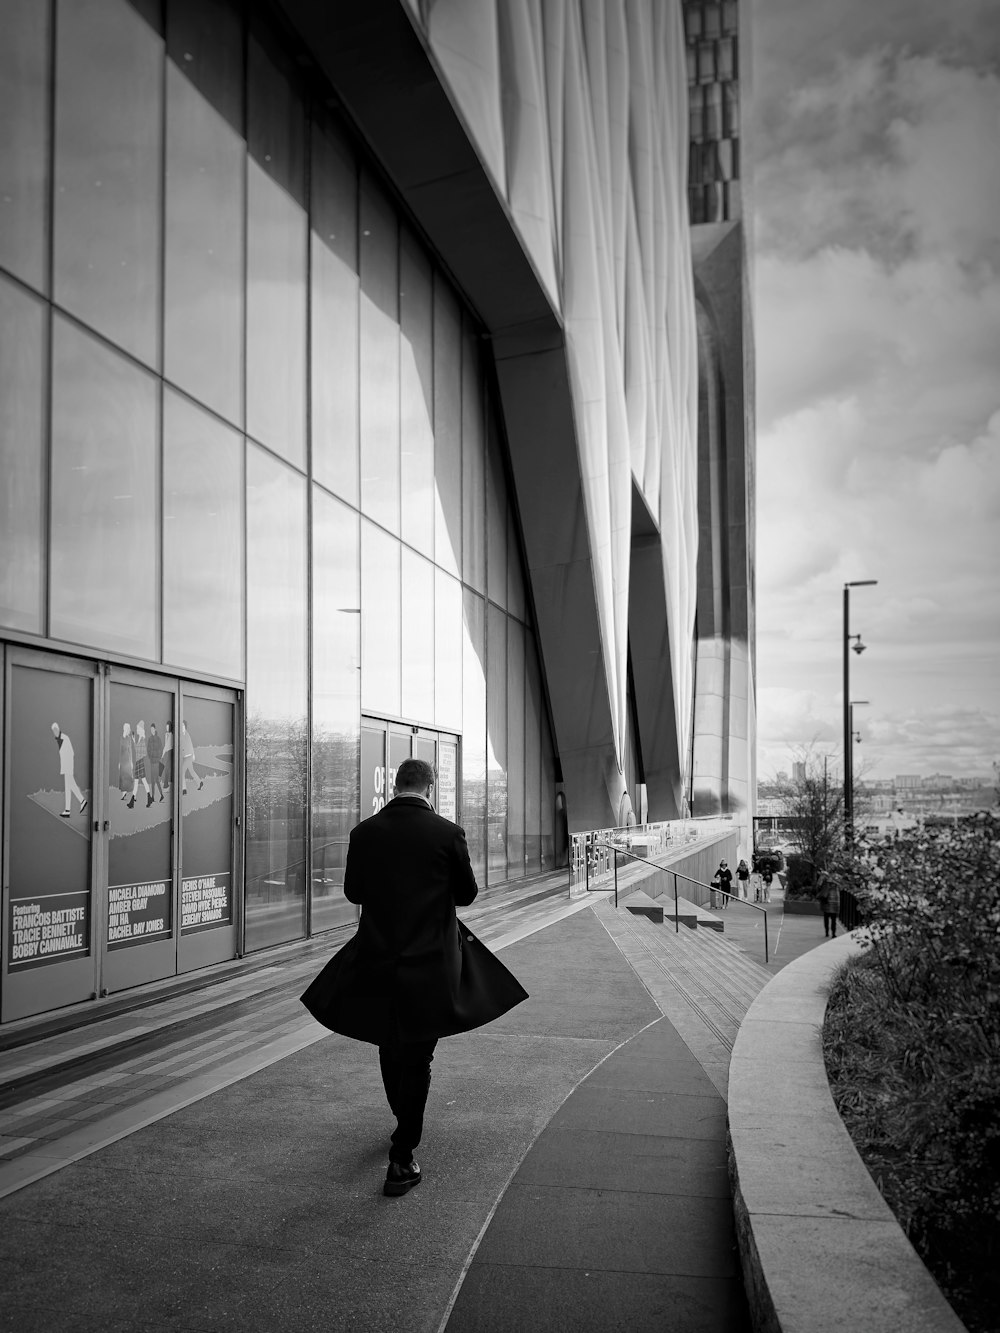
394, 758, 435, 798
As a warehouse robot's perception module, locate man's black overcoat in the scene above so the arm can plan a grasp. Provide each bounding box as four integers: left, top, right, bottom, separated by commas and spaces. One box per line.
301, 797, 528, 1044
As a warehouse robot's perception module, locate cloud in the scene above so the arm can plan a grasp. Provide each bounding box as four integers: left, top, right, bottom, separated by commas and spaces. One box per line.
750, 26, 1000, 779
755, 50, 1000, 270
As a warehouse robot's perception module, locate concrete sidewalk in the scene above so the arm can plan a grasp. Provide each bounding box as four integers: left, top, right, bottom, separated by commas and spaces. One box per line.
0, 903, 764, 1332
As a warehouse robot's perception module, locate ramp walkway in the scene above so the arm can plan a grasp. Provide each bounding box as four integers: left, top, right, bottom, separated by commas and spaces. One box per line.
0, 883, 824, 1332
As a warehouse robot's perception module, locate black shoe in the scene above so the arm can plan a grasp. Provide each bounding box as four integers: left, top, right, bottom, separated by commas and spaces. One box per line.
80, 799, 88, 814
146, 794, 153, 808
198, 780, 204, 790
127, 796, 135, 809
383, 1160, 421, 1197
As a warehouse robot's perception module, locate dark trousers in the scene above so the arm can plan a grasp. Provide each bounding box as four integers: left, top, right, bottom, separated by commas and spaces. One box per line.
823, 912, 838, 936
378, 1038, 437, 1165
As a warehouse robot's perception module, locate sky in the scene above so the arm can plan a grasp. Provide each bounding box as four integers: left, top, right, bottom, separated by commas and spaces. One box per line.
750, 0, 1000, 782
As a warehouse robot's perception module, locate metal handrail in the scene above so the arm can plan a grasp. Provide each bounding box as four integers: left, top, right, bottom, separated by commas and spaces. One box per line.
590, 842, 769, 965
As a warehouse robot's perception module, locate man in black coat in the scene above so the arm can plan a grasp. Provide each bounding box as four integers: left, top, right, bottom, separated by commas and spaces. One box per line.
301, 757, 527, 1197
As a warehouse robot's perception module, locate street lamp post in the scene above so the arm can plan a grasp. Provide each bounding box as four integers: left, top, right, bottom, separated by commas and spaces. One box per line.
850, 699, 869, 809
843, 581, 877, 830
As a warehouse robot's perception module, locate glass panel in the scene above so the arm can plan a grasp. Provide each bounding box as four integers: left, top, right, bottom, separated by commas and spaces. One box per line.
541, 712, 556, 871
0, 276, 45, 633
524, 634, 542, 874
359, 172, 400, 533
50, 317, 158, 659
311, 117, 359, 505
164, 0, 244, 425
508, 507, 527, 621
360, 521, 401, 718
246, 35, 307, 467
462, 321, 486, 593
54, 0, 162, 365
0, 0, 49, 289
312, 488, 360, 932
400, 229, 435, 557
415, 736, 437, 809
402, 548, 434, 723
507, 617, 525, 880
434, 567, 463, 733
433, 276, 462, 576
8, 666, 92, 970
163, 389, 243, 679
462, 590, 486, 881
107, 682, 173, 949
360, 723, 387, 820
486, 603, 507, 881
486, 408, 507, 608
179, 693, 235, 936
389, 730, 411, 796
245, 445, 308, 949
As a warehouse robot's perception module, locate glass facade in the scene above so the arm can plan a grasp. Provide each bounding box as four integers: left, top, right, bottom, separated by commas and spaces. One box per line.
0, 0, 559, 988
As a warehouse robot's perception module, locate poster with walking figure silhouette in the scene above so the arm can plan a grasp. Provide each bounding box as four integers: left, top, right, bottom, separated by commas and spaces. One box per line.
106, 683, 174, 949
9, 666, 92, 971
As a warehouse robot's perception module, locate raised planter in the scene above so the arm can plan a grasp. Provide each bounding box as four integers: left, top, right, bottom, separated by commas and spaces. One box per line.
727, 933, 967, 1333
781, 897, 821, 915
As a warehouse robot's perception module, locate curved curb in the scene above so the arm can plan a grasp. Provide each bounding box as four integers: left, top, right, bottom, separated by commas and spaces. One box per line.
727, 931, 967, 1333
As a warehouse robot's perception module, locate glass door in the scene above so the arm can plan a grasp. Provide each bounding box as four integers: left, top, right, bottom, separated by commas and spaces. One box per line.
2, 649, 100, 1022
177, 683, 239, 973
102, 669, 179, 993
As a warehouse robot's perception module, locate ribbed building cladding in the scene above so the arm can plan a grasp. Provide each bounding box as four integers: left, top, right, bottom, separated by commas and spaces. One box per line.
0, 0, 754, 1023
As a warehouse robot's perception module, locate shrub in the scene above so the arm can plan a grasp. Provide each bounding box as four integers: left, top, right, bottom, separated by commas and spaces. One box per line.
782, 852, 815, 898
824, 813, 1000, 1333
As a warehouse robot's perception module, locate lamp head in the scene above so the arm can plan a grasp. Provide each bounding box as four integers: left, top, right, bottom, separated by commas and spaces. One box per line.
852, 639, 866, 655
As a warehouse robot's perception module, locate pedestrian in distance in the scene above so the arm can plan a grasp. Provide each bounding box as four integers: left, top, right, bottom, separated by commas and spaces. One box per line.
749, 867, 764, 903
712, 860, 733, 909
301, 758, 528, 1198
761, 865, 773, 902
736, 858, 750, 900
817, 873, 840, 938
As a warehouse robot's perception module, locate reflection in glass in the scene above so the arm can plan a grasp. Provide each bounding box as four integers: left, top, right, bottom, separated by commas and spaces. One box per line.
435, 568, 463, 734
163, 390, 243, 679
400, 230, 435, 558
164, 0, 245, 425
312, 488, 360, 932
507, 618, 526, 880
54, 0, 162, 365
0, 0, 49, 289
402, 548, 435, 722
462, 590, 487, 881
361, 521, 401, 718
245, 445, 308, 950
462, 323, 487, 593
486, 604, 507, 880
50, 317, 158, 658
486, 411, 507, 609
311, 118, 359, 505
0, 277, 45, 633
524, 635, 543, 873
434, 276, 462, 576
247, 36, 307, 467
359, 174, 400, 533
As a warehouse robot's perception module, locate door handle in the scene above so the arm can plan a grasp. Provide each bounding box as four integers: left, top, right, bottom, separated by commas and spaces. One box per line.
94, 819, 110, 832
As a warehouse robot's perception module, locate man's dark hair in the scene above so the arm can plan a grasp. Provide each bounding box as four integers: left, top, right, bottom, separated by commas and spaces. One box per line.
395, 758, 435, 793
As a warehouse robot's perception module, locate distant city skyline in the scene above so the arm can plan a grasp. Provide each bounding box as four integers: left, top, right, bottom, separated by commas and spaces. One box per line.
751, 0, 1000, 782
